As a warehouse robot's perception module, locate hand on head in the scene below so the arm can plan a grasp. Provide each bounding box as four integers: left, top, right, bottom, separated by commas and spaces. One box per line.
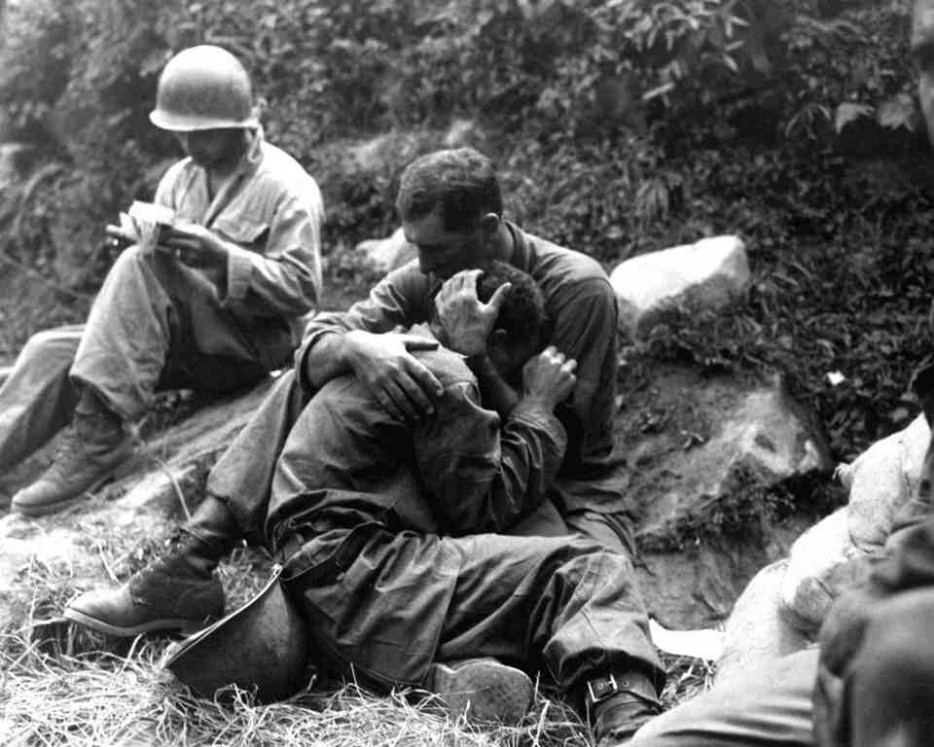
344, 329, 442, 422
434, 268, 511, 357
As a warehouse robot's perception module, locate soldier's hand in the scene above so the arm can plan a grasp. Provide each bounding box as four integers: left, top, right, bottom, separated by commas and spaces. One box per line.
159, 222, 228, 268
520, 346, 577, 410
345, 330, 443, 421
434, 269, 510, 356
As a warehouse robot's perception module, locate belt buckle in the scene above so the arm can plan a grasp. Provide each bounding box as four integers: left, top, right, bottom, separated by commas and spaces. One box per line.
586, 673, 619, 705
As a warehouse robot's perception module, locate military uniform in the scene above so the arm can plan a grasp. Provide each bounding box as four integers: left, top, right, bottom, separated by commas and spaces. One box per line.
0, 130, 323, 473
268, 335, 661, 692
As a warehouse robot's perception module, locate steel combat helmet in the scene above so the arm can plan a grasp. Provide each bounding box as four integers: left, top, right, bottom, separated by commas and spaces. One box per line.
150, 45, 258, 132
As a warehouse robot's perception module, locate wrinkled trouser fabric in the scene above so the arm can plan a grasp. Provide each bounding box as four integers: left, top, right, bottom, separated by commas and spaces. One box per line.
282, 522, 662, 696
630, 647, 818, 746
0, 245, 295, 471
208, 367, 659, 681
0, 326, 82, 471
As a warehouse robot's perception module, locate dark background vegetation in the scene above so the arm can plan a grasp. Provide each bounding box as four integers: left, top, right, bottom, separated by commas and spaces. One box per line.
0, 0, 929, 462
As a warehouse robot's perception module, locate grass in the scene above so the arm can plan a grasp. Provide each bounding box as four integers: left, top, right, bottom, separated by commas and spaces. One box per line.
0, 533, 714, 747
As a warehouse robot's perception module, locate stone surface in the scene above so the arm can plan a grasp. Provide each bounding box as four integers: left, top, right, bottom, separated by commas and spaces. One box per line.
610, 236, 751, 340
356, 226, 417, 275
623, 363, 833, 628
709, 411, 930, 676
718, 415, 931, 679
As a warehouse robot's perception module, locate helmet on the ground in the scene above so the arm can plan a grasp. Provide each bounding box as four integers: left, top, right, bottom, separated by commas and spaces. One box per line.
162, 568, 309, 703
150, 45, 258, 132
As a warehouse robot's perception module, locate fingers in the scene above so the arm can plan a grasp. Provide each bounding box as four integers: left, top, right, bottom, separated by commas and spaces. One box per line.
371, 357, 443, 421
453, 268, 482, 291
400, 334, 440, 352
405, 357, 444, 400
438, 269, 481, 300
374, 378, 425, 422
485, 282, 512, 313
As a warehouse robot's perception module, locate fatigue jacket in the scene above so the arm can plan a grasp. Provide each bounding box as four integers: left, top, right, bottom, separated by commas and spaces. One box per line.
155, 128, 324, 342
299, 222, 620, 514
266, 327, 568, 550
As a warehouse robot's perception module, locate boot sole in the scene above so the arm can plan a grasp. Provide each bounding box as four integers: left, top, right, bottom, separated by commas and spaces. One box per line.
63, 606, 214, 638
11, 453, 132, 517
12, 491, 88, 518
428, 659, 534, 725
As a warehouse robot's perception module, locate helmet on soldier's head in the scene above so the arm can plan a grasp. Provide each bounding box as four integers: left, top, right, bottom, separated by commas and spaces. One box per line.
150, 45, 258, 132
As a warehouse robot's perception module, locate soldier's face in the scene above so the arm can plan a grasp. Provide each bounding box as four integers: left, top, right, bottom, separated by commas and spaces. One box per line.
174, 128, 245, 168
914, 0, 934, 145
404, 209, 495, 282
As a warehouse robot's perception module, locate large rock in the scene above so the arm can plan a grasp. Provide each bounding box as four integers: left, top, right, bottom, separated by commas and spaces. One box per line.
625, 364, 833, 628
710, 410, 930, 677
611, 236, 751, 340
356, 226, 417, 275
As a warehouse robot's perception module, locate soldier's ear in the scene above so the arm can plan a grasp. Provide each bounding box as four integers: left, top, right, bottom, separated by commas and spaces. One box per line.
487, 327, 508, 353
480, 213, 500, 243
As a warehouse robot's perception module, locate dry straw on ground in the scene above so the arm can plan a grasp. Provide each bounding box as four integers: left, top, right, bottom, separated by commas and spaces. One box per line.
0, 537, 713, 746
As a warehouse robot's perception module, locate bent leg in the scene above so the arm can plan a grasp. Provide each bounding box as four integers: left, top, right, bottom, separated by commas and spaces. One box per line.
287, 529, 662, 695
71, 246, 292, 422
0, 325, 81, 471
630, 647, 818, 747
564, 507, 638, 557
206, 368, 310, 539
437, 534, 661, 694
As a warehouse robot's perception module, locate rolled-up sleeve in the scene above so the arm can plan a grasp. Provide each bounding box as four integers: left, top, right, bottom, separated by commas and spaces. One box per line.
414, 382, 567, 535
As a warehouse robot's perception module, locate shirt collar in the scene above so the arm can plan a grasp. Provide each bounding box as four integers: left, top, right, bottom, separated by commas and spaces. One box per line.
237, 125, 264, 176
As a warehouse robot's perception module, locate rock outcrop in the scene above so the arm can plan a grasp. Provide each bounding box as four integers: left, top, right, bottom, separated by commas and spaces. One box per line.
611, 236, 751, 340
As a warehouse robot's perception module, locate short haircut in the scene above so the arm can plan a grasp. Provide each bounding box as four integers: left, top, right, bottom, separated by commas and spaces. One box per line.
396, 148, 503, 232
476, 261, 547, 350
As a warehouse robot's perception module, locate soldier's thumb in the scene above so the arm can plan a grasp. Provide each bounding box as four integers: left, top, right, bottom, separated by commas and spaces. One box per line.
486, 282, 512, 313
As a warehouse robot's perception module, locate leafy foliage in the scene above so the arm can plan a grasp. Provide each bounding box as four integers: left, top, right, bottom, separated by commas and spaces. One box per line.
0, 0, 930, 461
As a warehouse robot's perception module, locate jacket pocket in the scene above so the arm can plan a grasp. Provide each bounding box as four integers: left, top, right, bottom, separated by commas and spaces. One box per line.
212, 215, 269, 249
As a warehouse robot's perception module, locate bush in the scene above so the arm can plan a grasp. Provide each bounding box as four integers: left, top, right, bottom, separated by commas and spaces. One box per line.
0, 0, 927, 460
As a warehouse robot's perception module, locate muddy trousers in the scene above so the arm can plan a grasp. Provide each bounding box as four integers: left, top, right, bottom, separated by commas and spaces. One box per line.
0, 245, 294, 473
282, 524, 663, 697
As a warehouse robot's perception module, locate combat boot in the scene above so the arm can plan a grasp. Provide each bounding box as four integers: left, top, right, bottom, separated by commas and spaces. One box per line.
586, 670, 663, 746
12, 402, 133, 517
426, 658, 535, 725
64, 496, 239, 636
